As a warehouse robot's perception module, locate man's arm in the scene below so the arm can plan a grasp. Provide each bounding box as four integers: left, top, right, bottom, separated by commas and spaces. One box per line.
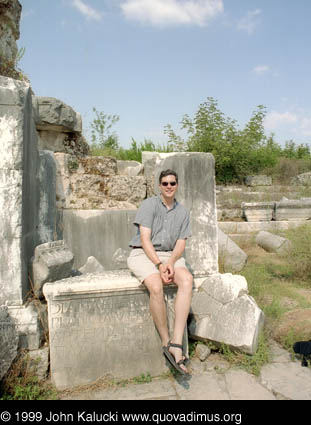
140, 226, 172, 284
166, 239, 187, 279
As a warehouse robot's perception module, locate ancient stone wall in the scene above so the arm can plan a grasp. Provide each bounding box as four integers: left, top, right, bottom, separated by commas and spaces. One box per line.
0, 0, 21, 72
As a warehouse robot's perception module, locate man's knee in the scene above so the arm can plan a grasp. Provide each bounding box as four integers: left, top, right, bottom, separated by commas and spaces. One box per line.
175, 269, 193, 292
144, 274, 164, 298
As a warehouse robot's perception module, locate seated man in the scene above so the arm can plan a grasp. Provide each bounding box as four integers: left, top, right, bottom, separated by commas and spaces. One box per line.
127, 169, 193, 375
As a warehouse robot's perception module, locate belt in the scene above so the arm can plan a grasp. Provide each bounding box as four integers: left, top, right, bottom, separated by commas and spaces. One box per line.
132, 247, 171, 252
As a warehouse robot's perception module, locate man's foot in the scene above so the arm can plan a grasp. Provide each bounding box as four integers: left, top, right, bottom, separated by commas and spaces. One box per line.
162, 341, 189, 375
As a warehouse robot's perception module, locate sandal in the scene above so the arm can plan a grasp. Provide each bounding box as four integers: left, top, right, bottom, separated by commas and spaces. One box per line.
162, 341, 190, 375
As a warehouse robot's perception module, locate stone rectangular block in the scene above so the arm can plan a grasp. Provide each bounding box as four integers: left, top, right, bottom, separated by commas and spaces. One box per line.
43, 271, 186, 389
154, 152, 218, 276
274, 200, 311, 221
242, 202, 275, 222
0, 76, 40, 306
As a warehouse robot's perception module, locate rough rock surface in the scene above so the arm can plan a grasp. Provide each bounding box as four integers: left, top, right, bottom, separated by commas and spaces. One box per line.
0, 0, 21, 65
255, 230, 292, 256
31, 241, 74, 298
244, 175, 272, 186
218, 228, 247, 272
290, 171, 311, 186
189, 273, 264, 354
0, 305, 18, 380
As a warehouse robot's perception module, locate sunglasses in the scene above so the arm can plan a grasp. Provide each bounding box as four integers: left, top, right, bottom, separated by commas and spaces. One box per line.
161, 181, 177, 186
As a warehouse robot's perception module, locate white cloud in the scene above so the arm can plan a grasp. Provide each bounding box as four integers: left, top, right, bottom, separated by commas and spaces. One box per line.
72, 0, 104, 21
253, 65, 270, 76
264, 111, 298, 131
237, 9, 261, 34
120, 0, 224, 27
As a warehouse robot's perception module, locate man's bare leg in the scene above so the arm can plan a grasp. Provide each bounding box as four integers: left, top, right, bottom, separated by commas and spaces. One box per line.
143, 273, 170, 347
170, 267, 193, 372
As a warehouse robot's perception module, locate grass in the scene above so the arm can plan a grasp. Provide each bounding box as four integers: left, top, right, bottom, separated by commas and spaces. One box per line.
0, 352, 57, 400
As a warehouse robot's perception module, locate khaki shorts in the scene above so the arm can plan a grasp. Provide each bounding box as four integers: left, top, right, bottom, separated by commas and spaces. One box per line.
127, 248, 188, 283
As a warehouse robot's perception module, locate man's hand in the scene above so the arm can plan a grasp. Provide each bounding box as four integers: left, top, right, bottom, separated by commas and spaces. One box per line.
166, 262, 175, 281
159, 263, 174, 284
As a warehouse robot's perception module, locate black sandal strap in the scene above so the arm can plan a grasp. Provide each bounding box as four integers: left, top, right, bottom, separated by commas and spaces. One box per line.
168, 342, 183, 350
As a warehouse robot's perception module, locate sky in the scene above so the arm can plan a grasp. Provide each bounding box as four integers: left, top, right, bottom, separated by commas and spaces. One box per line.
18, 0, 311, 149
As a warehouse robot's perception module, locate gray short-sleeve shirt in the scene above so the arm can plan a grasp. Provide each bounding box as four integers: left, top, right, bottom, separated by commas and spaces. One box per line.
129, 196, 191, 251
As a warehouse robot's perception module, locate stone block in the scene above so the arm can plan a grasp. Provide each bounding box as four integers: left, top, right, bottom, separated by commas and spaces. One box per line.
27, 347, 49, 381
255, 231, 292, 256
0, 76, 40, 306
43, 271, 187, 389
154, 152, 218, 276
189, 273, 264, 354
31, 241, 74, 299
244, 175, 272, 186
38, 151, 57, 244
0, 0, 21, 64
274, 199, 311, 221
290, 172, 311, 186
37, 131, 89, 156
242, 202, 275, 222
218, 228, 247, 273
33, 97, 82, 133
9, 300, 48, 350
117, 160, 144, 176
79, 256, 105, 274
0, 305, 19, 380
63, 210, 137, 270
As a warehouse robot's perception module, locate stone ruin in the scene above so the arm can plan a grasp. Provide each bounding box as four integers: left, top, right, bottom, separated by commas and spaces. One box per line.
0, 1, 264, 388
0, 74, 265, 389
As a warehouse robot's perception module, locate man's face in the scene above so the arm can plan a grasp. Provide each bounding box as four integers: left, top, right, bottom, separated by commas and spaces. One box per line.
159, 174, 178, 200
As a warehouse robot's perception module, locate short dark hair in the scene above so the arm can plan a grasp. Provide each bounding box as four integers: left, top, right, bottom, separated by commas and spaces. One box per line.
159, 169, 178, 184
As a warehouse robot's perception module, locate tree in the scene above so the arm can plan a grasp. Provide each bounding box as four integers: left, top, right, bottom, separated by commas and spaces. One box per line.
90, 108, 120, 150
165, 97, 281, 183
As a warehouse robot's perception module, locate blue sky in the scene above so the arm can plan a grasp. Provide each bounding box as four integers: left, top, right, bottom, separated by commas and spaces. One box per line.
19, 0, 311, 149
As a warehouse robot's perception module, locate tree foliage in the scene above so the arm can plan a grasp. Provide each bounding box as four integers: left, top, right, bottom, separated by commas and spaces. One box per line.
90, 107, 120, 150
165, 97, 284, 183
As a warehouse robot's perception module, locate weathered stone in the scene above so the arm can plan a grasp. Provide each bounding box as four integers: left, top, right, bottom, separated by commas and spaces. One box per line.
218, 228, 247, 273
112, 248, 130, 270
104, 175, 147, 207
0, 305, 18, 380
33, 96, 82, 133
242, 202, 275, 222
274, 199, 311, 221
77, 156, 117, 175
195, 343, 211, 362
154, 152, 218, 276
27, 347, 49, 381
0, 76, 40, 306
0, 0, 21, 65
37, 130, 89, 156
31, 240, 74, 299
9, 300, 48, 350
255, 231, 292, 256
54, 154, 143, 209
189, 273, 264, 354
79, 256, 105, 274
290, 172, 311, 186
43, 271, 187, 389
117, 160, 144, 177
38, 151, 57, 244
63, 210, 137, 270
244, 175, 272, 186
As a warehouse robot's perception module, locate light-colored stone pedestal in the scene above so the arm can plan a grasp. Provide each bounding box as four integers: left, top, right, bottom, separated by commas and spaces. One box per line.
43, 271, 187, 390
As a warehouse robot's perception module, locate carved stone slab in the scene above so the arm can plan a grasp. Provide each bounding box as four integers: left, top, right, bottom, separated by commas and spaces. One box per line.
43, 271, 187, 389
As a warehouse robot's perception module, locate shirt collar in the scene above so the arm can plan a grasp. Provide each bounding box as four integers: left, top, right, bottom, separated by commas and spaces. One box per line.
158, 195, 178, 210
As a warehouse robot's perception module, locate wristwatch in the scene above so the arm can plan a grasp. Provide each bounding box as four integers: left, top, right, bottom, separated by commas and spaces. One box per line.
155, 262, 162, 270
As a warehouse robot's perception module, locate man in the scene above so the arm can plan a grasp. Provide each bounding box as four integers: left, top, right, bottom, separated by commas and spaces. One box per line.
127, 169, 193, 375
